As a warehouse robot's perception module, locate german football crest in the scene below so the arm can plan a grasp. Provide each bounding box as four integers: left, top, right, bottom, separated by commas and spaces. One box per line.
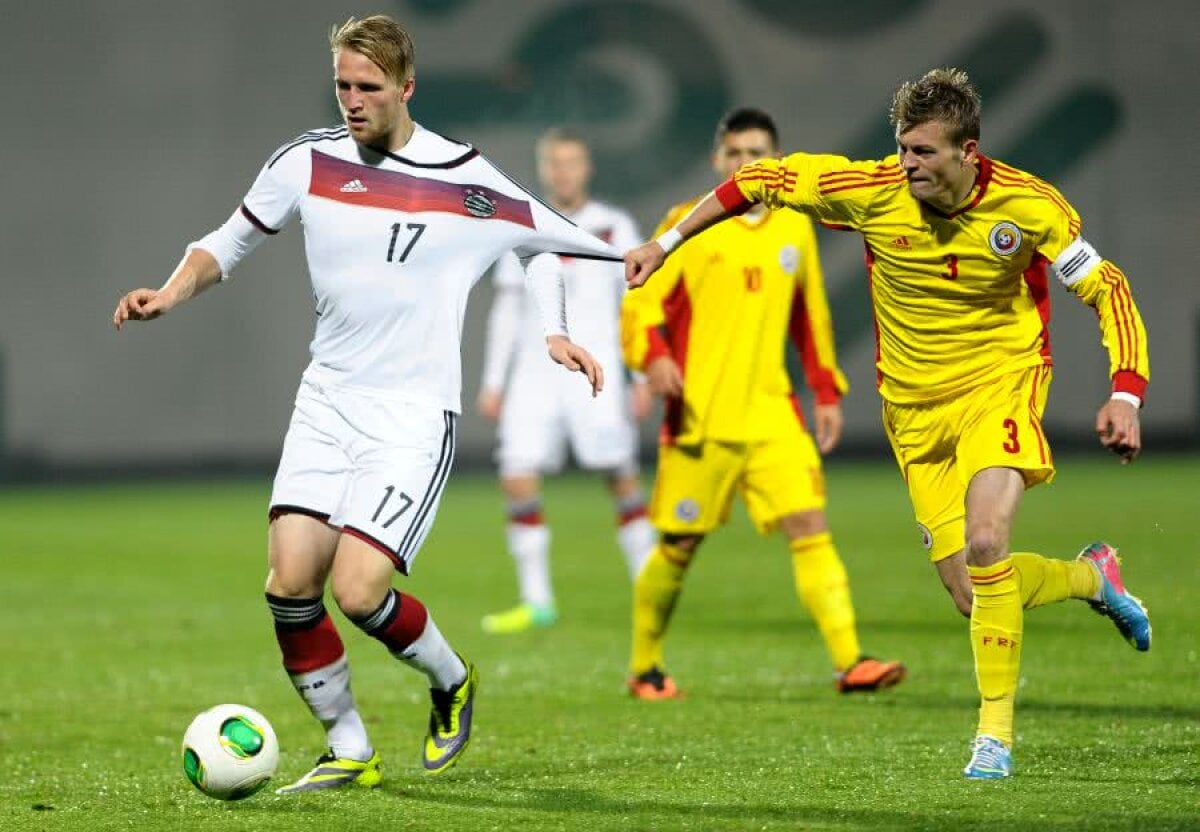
779, 244, 800, 273
988, 221, 1022, 256
463, 189, 497, 218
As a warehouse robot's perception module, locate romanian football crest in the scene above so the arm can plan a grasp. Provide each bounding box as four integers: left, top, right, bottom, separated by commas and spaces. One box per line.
779, 244, 800, 273
674, 498, 700, 523
463, 189, 498, 218
988, 221, 1022, 256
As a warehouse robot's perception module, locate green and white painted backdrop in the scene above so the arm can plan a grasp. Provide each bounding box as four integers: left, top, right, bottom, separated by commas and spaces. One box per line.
2, 0, 1196, 470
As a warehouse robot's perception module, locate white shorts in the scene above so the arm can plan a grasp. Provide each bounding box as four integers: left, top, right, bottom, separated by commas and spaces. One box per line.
496, 358, 637, 477
269, 377, 457, 574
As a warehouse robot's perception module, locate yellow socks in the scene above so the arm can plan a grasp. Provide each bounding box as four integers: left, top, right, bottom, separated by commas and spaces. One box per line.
968, 558, 1023, 746
630, 541, 693, 675
1011, 552, 1101, 609
965, 552, 1098, 746
789, 533, 861, 672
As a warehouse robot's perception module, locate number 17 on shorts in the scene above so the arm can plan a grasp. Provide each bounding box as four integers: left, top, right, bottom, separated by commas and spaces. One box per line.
340, 430, 456, 574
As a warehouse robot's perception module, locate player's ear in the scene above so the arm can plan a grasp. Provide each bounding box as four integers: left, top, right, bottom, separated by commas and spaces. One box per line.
401, 76, 416, 103
961, 138, 979, 166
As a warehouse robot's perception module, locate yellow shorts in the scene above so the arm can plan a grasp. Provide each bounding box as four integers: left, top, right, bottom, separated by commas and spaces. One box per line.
649, 421, 825, 536
883, 365, 1055, 562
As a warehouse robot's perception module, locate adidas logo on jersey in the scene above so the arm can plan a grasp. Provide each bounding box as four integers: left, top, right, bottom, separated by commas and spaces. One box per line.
339, 179, 368, 193
890, 236, 911, 249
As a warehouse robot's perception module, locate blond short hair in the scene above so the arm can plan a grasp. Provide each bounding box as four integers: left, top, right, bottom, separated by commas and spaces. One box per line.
889, 67, 981, 144
536, 126, 590, 158
329, 15, 415, 85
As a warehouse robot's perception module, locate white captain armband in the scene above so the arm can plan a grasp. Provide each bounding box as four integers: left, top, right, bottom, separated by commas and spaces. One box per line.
1050, 237, 1102, 287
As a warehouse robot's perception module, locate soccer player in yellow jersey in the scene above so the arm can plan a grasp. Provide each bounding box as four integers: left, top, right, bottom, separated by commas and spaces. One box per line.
625, 70, 1151, 780
621, 108, 906, 701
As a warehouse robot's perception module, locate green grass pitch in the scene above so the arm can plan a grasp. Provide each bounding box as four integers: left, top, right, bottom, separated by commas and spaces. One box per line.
2, 456, 1197, 831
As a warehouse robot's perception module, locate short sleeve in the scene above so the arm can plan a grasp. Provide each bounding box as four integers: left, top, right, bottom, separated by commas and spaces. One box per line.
240, 144, 310, 233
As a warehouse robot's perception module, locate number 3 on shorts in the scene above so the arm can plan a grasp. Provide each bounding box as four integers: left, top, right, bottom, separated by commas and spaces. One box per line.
1002, 418, 1021, 454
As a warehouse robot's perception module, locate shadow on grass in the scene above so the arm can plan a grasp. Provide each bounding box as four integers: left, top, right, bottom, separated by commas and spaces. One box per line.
382, 782, 1197, 830
898, 694, 1200, 723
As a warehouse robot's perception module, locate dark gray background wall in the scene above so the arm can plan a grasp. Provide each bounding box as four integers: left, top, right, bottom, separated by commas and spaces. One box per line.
3, 0, 1197, 472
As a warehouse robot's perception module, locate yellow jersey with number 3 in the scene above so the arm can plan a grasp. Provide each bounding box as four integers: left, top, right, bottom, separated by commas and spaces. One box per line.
715, 153, 1149, 404
621, 199, 847, 444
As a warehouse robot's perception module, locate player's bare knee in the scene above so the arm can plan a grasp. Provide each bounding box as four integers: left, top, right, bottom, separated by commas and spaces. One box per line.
963, 523, 1009, 566
264, 566, 324, 599
330, 578, 389, 621
607, 471, 643, 500
501, 474, 540, 503
780, 510, 827, 540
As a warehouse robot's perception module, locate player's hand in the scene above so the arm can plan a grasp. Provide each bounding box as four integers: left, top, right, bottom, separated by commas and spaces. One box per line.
645, 356, 683, 398
813, 403, 843, 454
624, 242, 666, 288
477, 388, 503, 422
1096, 398, 1141, 464
113, 287, 174, 330
547, 335, 604, 397
631, 381, 654, 422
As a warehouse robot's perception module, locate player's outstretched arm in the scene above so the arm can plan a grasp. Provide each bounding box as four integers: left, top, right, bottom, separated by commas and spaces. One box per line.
546, 335, 604, 397
624, 191, 736, 288
113, 248, 222, 330
1095, 398, 1141, 464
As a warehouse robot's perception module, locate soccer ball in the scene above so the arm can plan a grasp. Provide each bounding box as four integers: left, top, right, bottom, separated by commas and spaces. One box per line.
181, 704, 279, 800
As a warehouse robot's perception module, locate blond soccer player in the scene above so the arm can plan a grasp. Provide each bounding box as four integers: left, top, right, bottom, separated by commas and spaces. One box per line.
621, 108, 906, 700
114, 15, 615, 792
625, 71, 1151, 779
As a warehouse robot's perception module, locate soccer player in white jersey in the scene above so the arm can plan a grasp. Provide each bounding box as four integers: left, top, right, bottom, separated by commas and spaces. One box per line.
477, 128, 655, 634
112, 16, 619, 793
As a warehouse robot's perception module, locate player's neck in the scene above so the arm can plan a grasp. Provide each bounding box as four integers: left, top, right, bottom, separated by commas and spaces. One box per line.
379, 114, 417, 154
550, 194, 587, 215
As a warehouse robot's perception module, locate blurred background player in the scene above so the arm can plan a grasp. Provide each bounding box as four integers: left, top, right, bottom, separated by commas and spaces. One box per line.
626, 70, 1151, 778
620, 108, 906, 698
477, 128, 655, 634
113, 16, 614, 792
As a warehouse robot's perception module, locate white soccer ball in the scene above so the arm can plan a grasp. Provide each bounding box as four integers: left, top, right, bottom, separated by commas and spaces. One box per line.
181, 704, 279, 800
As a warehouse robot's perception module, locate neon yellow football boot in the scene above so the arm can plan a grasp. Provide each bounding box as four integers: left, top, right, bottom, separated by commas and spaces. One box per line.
423, 659, 479, 775
275, 750, 382, 794
480, 602, 558, 634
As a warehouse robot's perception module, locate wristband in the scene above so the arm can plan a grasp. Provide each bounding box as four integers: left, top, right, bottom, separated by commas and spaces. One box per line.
1110, 391, 1141, 409
655, 228, 683, 254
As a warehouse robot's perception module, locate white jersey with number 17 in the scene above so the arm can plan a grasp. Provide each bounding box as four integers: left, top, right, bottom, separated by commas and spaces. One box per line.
192, 123, 620, 413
